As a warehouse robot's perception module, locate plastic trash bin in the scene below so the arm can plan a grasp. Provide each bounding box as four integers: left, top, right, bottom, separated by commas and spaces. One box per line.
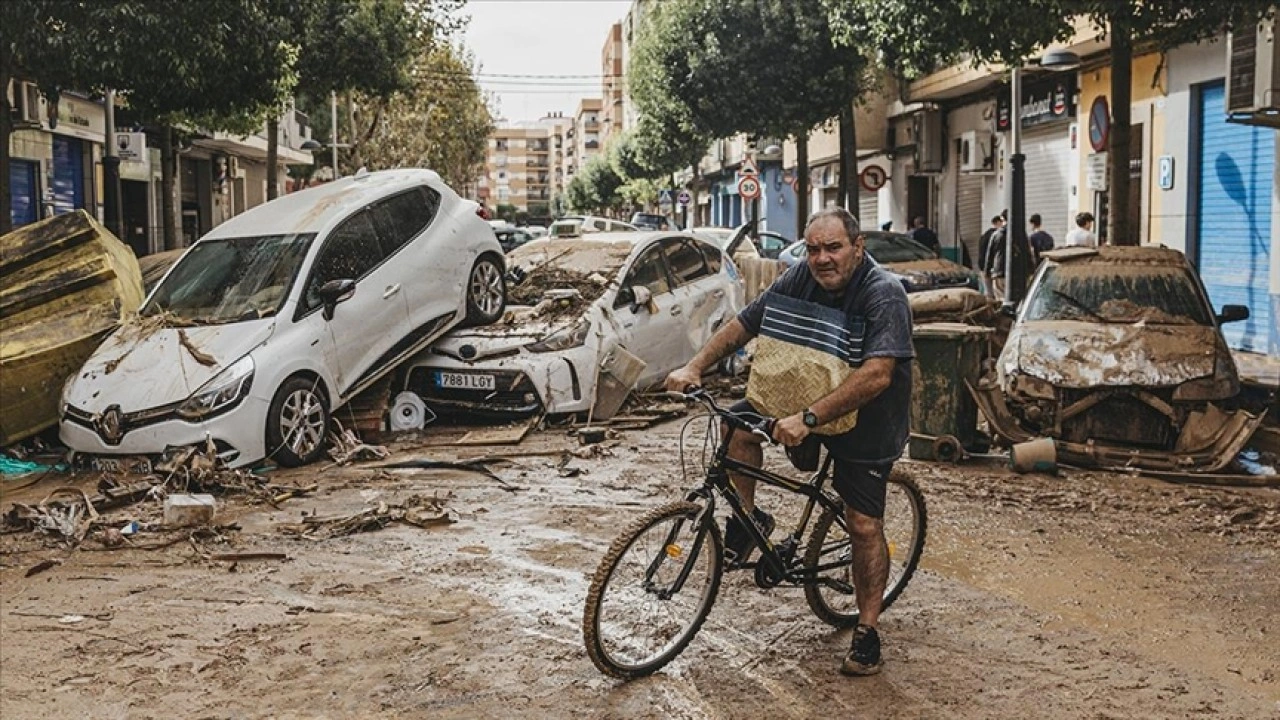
908, 322, 993, 461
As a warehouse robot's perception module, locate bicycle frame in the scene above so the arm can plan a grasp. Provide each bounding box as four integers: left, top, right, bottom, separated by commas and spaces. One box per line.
657, 393, 854, 597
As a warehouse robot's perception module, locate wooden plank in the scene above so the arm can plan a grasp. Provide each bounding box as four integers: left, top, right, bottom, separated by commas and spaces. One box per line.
454, 416, 539, 446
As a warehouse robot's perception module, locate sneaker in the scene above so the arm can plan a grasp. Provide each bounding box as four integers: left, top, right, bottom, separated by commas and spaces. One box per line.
840, 624, 883, 676
723, 507, 775, 563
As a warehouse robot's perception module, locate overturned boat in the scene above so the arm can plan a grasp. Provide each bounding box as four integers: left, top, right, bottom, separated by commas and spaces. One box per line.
0, 211, 145, 446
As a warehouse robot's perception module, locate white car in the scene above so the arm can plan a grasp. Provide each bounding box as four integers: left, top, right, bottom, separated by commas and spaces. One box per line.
406, 231, 744, 417
61, 169, 506, 468
549, 215, 638, 238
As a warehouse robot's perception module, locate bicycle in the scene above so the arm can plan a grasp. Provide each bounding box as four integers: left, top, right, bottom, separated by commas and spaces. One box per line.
582, 388, 927, 680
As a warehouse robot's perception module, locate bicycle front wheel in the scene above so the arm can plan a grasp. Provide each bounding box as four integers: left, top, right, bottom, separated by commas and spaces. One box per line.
583, 500, 723, 679
803, 469, 927, 628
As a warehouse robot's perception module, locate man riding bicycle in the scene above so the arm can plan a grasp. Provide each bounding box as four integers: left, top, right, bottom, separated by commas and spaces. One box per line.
665, 207, 914, 676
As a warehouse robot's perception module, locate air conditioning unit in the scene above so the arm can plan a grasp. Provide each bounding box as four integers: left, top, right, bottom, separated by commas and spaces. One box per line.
227, 156, 245, 179
9, 81, 43, 127
913, 109, 944, 173
959, 130, 994, 174
1226, 16, 1280, 115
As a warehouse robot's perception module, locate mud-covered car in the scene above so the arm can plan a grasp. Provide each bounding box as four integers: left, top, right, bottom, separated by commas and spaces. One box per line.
61, 169, 505, 469
972, 246, 1263, 472
405, 232, 744, 417
780, 231, 980, 293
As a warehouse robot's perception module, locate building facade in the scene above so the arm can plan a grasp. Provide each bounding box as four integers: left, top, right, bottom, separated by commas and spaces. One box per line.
6, 80, 313, 256
601, 23, 625, 147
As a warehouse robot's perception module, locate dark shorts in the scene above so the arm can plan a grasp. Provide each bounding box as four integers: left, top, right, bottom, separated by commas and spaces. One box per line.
728, 399, 891, 518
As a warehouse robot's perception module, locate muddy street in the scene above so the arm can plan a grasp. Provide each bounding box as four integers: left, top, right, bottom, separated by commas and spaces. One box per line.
2, 416, 1278, 719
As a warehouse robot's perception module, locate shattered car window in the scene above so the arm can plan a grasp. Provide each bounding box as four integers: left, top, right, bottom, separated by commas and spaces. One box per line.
863, 232, 936, 263
615, 245, 673, 307
1023, 265, 1214, 325
663, 238, 710, 284
143, 233, 314, 323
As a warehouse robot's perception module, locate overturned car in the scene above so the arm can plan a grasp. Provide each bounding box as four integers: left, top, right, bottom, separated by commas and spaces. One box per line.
406, 231, 744, 418
972, 246, 1266, 473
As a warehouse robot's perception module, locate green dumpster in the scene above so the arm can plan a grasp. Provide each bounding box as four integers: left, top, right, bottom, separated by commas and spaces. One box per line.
909, 322, 993, 461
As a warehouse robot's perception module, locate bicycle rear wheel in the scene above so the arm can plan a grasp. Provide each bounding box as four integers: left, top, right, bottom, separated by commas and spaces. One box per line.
803, 469, 927, 628
583, 500, 723, 679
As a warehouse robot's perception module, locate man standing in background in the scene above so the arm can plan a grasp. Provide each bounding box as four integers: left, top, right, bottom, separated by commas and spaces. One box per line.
1028, 213, 1054, 265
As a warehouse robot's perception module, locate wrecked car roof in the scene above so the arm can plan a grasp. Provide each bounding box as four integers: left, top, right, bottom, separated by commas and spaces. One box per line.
1041, 245, 1189, 267
202, 169, 444, 239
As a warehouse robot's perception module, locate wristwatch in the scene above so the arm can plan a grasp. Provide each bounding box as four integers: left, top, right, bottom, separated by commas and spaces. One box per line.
802, 408, 819, 428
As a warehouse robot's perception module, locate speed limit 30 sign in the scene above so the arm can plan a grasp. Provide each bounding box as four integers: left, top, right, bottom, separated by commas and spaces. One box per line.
737, 175, 761, 200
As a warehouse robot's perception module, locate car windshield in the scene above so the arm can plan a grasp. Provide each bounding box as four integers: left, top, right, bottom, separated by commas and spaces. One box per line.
1023, 264, 1214, 325
142, 234, 314, 323
550, 221, 582, 238
863, 232, 936, 263
506, 239, 631, 305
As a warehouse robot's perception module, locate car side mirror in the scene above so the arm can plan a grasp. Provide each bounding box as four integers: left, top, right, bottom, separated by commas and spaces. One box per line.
318, 278, 356, 321
630, 285, 652, 312
1217, 304, 1249, 324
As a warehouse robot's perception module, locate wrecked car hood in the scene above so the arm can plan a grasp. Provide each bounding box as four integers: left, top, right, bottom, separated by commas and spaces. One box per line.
1005, 322, 1220, 388
432, 304, 587, 357
67, 318, 275, 413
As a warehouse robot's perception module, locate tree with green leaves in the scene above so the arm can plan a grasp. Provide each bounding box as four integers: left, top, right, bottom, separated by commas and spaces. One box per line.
1, 1, 301, 245
267, 0, 423, 199
565, 155, 624, 215
850, 0, 1274, 247
356, 42, 492, 190
630, 0, 871, 236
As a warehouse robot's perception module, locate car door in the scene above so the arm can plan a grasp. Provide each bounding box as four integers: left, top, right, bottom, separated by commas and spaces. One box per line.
300, 208, 407, 397
368, 186, 455, 350
612, 242, 687, 387
660, 236, 725, 359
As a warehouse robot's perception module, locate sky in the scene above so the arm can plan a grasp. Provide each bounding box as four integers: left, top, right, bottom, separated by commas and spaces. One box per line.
461, 0, 632, 124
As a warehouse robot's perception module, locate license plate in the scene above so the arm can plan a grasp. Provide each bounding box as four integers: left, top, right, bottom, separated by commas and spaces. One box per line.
435, 371, 496, 391
92, 456, 153, 475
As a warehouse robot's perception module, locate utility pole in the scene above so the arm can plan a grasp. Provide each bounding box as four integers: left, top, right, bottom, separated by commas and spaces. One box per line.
102, 89, 124, 241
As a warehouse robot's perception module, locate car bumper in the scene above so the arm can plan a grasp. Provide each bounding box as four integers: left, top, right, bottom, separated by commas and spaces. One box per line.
408, 347, 597, 417
968, 380, 1267, 473
60, 396, 270, 469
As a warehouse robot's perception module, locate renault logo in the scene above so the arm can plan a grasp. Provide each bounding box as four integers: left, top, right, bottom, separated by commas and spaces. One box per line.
98, 405, 124, 445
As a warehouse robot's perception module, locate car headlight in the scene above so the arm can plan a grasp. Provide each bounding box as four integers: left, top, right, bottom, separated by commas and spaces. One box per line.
526, 319, 591, 353
1172, 355, 1238, 401
896, 272, 930, 291
176, 355, 255, 420
60, 374, 74, 417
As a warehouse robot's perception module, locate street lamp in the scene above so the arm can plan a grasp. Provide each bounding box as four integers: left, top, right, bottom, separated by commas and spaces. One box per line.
298, 91, 345, 179
1004, 49, 1082, 308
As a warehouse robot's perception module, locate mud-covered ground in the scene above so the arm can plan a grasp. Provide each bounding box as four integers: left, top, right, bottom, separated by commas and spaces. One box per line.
2, 414, 1278, 719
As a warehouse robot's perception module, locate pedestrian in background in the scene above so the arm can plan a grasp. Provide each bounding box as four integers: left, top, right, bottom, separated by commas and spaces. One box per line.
978, 213, 1005, 297
1028, 213, 1054, 264
909, 216, 940, 256
1064, 212, 1098, 247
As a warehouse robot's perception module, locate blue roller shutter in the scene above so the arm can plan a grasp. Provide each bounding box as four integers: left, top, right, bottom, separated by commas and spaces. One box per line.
9, 159, 38, 227
1196, 82, 1274, 352
52, 136, 84, 216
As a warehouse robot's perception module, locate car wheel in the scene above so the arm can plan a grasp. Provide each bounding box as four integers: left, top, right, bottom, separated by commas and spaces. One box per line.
464, 253, 506, 326
266, 376, 330, 467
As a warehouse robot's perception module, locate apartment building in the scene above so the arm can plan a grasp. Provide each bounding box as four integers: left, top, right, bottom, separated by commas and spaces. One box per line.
601, 23, 625, 147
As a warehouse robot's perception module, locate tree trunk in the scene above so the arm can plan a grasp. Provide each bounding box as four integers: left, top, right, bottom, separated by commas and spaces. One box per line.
1107, 9, 1134, 246
0, 46, 14, 235
842, 104, 860, 221
839, 104, 861, 217
161, 127, 179, 250
796, 134, 810, 240
266, 114, 279, 200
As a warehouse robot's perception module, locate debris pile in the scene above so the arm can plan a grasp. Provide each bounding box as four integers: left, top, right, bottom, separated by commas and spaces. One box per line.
278, 493, 455, 540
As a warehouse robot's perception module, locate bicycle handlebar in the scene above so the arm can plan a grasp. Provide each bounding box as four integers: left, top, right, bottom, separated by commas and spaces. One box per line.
665, 386, 776, 443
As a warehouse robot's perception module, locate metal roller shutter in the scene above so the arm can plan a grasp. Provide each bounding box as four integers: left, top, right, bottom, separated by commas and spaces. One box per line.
9, 159, 38, 228
1021, 128, 1071, 241
1196, 82, 1274, 352
956, 173, 983, 267
858, 191, 878, 229
52, 136, 84, 216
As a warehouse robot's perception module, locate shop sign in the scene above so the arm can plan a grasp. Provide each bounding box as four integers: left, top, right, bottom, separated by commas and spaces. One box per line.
997, 74, 1077, 131
1086, 152, 1108, 191
52, 96, 105, 142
